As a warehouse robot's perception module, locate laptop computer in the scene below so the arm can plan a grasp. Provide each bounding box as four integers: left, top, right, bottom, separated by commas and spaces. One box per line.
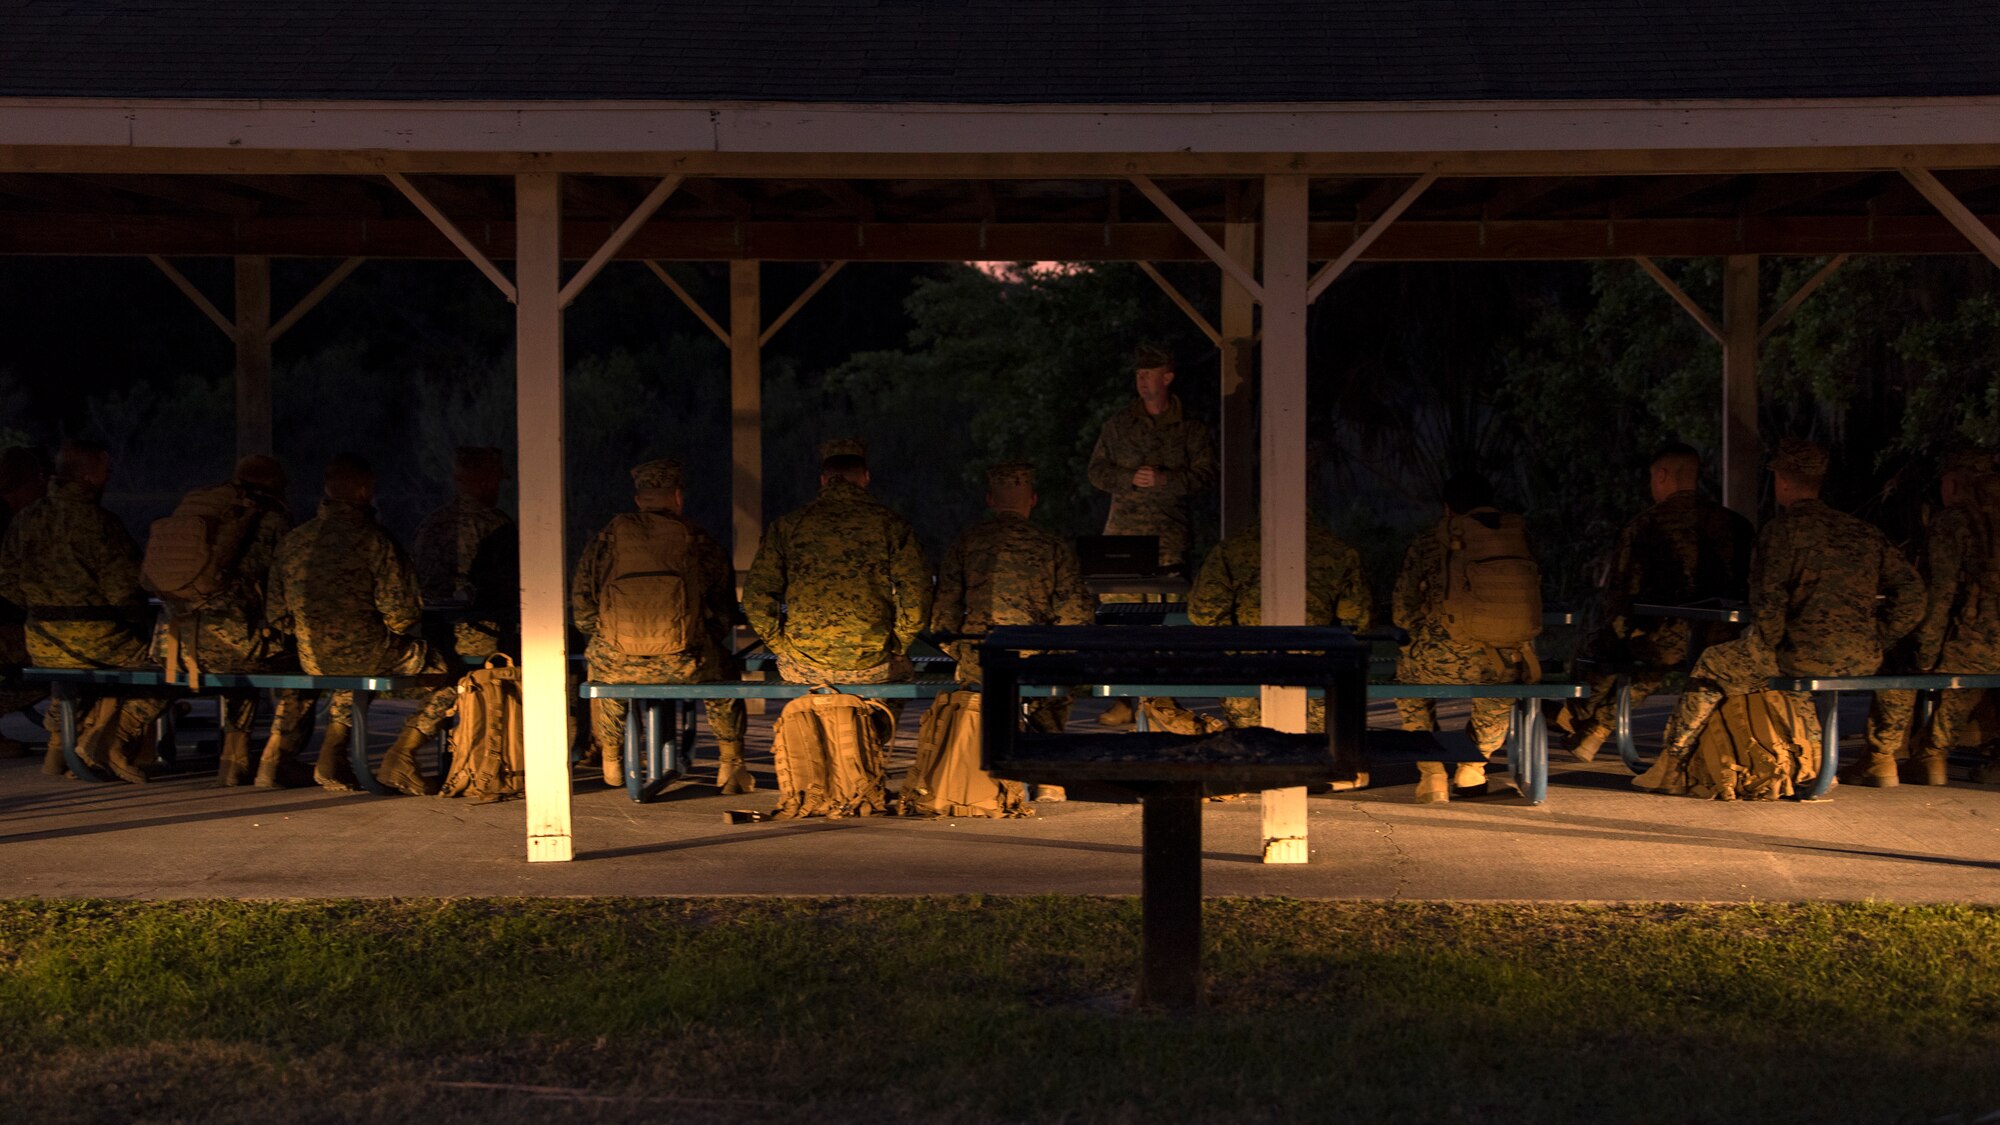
1075, 535, 1160, 579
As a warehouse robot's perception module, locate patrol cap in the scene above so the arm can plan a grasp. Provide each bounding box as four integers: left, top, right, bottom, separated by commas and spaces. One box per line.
987, 460, 1036, 490
1941, 449, 1994, 477
819, 437, 868, 467
1132, 343, 1175, 372
630, 458, 684, 492
232, 453, 286, 492
1770, 437, 1829, 481
454, 446, 504, 474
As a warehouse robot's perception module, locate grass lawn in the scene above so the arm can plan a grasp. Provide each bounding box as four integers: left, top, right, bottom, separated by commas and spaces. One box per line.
1, 897, 1997, 1124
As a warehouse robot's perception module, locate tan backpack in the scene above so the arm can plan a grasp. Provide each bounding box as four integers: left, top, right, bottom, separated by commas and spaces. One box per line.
142, 483, 262, 610
597, 512, 704, 657
439, 654, 524, 804
769, 689, 895, 819
1438, 509, 1543, 664
901, 689, 1028, 818
1689, 691, 1819, 800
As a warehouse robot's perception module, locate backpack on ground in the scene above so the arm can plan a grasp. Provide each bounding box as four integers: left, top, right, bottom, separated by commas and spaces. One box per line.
439, 654, 525, 803
1438, 509, 1544, 677
1686, 691, 1820, 800
901, 689, 1028, 818
142, 483, 263, 610
769, 689, 895, 819
597, 512, 704, 657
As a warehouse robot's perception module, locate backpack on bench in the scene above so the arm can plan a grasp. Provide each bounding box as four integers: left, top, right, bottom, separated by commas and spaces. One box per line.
770, 689, 895, 819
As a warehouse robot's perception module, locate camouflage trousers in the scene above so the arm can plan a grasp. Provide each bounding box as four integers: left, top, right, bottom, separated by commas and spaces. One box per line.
311, 634, 457, 737
776, 651, 912, 730
1869, 631, 2000, 763
587, 639, 748, 759
1221, 695, 1327, 734
1573, 620, 1697, 736
1395, 627, 1521, 755
1658, 635, 1818, 760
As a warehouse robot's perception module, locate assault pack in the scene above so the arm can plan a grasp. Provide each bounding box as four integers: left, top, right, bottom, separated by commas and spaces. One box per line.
901, 688, 1028, 818
438, 654, 525, 803
769, 689, 895, 818
142, 482, 269, 688
597, 511, 705, 657
1437, 508, 1543, 678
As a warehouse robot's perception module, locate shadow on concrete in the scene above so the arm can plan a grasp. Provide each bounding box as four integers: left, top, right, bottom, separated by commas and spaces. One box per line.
0, 795, 340, 844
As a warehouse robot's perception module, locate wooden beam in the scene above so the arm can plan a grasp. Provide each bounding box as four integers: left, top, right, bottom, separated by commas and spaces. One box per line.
1129, 175, 1265, 303
1632, 256, 1724, 343
758, 260, 845, 348
101, 173, 264, 217
644, 260, 730, 344
146, 255, 235, 336
1135, 261, 1222, 347
1307, 170, 1438, 302
1721, 256, 1761, 521
1759, 253, 1848, 341
1608, 174, 1739, 218
233, 256, 272, 458
1218, 217, 1257, 540
1259, 173, 1310, 867
1736, 171, 1880, 216
730, 261, 763, 578
557, 173, 682, 307
384, 171, 517, 300
514, 171, 573, 864
1903, 165, 2000, 270
268, 256, 365, 342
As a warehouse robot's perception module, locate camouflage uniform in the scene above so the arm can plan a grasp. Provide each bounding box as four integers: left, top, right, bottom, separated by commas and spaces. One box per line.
265, 498, 455, 734
1900, 469, 2000, 774
1864, 498, 1974, 763
572, 466, 745, 764
0, 477, 168, 768
1086, 395, 1217, 569
1639, 491, 1925, 795
413, 493, 517, 662
1392, 512, 1531, 752
149, 478, 296, 735
1188, 518, 1373, 732
1576, 489, 1755, 736
932, 470, 1094, 731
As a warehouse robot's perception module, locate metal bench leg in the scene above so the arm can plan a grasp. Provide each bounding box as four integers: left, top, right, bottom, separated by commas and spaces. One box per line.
623, 702, 644, 803
55, 685, 109, 783
350, 693, 389, 797
1616, 677, 1644, 774
1805, 691, 1839, 801
1523, 700, 1548, 805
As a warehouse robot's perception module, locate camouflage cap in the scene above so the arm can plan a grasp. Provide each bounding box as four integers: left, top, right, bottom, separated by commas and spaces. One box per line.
630, 458, 684, 492
454, 446, 504, 473
1941, 449, 1995, 476
1132, 343, 1175, 372
986, 460, 1036, 491
819, 437, 868, 464
1770, 437, 1829, 479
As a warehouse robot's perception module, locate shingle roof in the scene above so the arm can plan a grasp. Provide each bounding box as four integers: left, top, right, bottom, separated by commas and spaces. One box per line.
3, 0, 1998, 103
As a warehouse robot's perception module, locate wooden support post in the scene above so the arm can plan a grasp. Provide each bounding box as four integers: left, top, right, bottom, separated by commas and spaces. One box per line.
233, 256, 272, 458
515, 172, 573, 863
730, 261, 763, 578
1220, 217, 1258, 540
1258, 174, 1311, 866
1721, 255, 1760, 521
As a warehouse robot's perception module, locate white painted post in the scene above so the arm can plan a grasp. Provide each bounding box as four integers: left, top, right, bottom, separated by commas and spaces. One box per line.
515, 172, 574, 863
730, 261, 763, 578
1259, 175, 1311, 865
1220, 216, 1258, 540
233, 256, 272, 458
1721, 255, 1759, 521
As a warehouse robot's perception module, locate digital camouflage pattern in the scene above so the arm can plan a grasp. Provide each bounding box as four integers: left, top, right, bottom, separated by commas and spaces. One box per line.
1576, 489, 1755, 735
743, 478, 932, 677
933, 508, 1093, 730
1392, 513, 1529, 752
1642, 497, 1925, 793
149, 480, 294, 733
1086, 396, 1217, 567
0, 478, 168, 752
413, 494, 517, 660
572, 509, 745, 758
1189, 518, 1373, 732
266, 499, 454, 734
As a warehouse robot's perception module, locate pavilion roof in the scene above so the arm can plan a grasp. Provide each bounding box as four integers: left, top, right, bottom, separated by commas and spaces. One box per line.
4, 0, 1998, 103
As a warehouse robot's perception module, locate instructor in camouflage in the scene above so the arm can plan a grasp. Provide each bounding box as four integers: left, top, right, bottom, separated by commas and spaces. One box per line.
413, 446, 517, 662
266, 454, 455, 796
0, 440, 165, 784
1637, 438, 1925, 798
572, 459, 750, 792
1087, 345, 1218, 568
1569, 444, 1755, 760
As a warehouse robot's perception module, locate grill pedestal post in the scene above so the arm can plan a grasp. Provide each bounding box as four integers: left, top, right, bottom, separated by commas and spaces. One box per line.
1136, 785, 1204, 1010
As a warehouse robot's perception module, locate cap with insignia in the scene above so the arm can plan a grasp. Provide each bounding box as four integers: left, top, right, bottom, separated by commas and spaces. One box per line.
1131, 343, 1175, 372
1770, 437, 1829, 479
819, 437, 868, 465
986, 461, 1037, 491
630, 458, 684, 492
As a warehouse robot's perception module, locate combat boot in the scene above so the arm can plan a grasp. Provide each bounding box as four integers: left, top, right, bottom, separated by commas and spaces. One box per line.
253, 724, 315, 788
1034, 784, 1067, 803
1452, 758, 1490, 797
715, 739, 754, 795
216, 731, 255, 787
1414, 762, 1450, 804
1325, 771, 1371, 793
1839, 751, 1900, 788
602, 747, 624, 787
1569, 726, 1609, 763
377, 725, 439, 797
1916, 756, 1949, 786
96, 706, 156, 786
312, 722, 359, 792
1096, 698, 1136, 727
40, 740, 65, 776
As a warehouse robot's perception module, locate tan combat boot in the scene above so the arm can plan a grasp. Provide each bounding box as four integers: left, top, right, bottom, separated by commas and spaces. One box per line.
313, 722, 359, 792
40, 740, 66, 776
1840, 751, 1900, 787
601, 742, 624, 787
1325, 771, 1371, 793
98, 706, 156, 786
216, 731, 255, 787
715, 739, 754, 795
1570, 726, 1609, 763
1452, 758, 1490, 797
377, 725, 439, 797
1414, 762, 1450, 804
1096, 698, 1136, 727
253, 723, 315, 788
1034, 784, 1067, 803
1915, 754, 1949, 786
